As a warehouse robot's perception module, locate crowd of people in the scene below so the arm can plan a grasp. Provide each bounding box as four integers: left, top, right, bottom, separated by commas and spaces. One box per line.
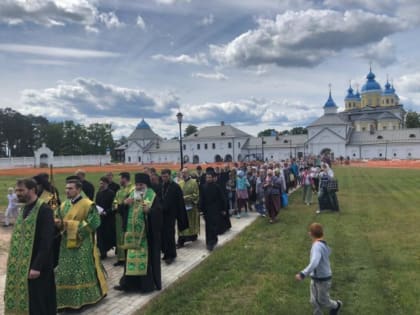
2, 156, 341, 314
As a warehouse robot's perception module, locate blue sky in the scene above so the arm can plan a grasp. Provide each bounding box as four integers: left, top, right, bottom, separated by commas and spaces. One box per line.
1, 0, 420, 139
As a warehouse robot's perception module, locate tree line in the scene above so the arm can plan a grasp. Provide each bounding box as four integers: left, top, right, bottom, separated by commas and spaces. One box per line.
0, 107, 115, 157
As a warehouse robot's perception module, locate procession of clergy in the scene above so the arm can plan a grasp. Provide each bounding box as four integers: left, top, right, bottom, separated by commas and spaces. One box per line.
3, 165, 243, 315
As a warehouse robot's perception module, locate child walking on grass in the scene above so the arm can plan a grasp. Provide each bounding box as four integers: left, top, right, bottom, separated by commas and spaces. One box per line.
295, 223, 342, 315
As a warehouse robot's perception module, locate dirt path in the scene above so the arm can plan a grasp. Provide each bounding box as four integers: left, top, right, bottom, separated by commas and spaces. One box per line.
0, 226, 11, 276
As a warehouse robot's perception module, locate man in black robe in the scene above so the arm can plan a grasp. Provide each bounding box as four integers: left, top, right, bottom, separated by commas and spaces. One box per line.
200, 169, 229, 251
96, 176, 116, 259
160, 169, 189, 264
196, 165, 206, 193
4, 178, 56, 315
114, 173, 163, 293
106, 172, 121, 193
75, 169, 95, 200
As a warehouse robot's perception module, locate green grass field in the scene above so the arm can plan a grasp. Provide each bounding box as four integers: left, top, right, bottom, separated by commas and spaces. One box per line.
139, 167, 420, 315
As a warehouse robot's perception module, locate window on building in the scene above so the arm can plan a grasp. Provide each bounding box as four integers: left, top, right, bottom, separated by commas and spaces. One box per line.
128, 156, 131, 162
197, 144, 200, 150
383, 126, 387, 130
204, 143, 208, 150
183, 144, 186, 150
221, 132, 225, 136
391, 99, 394, 104
379, 153, 382, 157
362, 127, 366, 131
394, 153, 397, 157
212, 143, 216, 149
409, 134, 416, 138
377, 135, 383, 139
238, 142, 241, 148
408, 153, 412, 157
283, 140, 288, 143
228, 142, 232, 148
386, 99, 389, 104
353, 153, 356, 157
393, 126, 397, 130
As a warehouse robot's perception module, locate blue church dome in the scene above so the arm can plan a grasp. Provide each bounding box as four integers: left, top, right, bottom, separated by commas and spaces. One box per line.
361, 68, 382, 93
324, 90, 337, 108
383, 80, 394, 95
345, 84, 359, 100
136, 119, 151, 129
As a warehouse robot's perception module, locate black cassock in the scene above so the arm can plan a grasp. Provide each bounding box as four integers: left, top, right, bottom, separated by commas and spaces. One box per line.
160, 181, 189, 259
109, 181, 120, 194
119, 197, 163, 292
24, 202, 57, 315
82, 179, 95, 200
200, 182, 229, 247
95, 187, 116, 256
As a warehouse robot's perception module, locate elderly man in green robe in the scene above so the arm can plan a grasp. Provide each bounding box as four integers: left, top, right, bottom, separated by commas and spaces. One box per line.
177, 167, 200, 248
114, 173, 163, 293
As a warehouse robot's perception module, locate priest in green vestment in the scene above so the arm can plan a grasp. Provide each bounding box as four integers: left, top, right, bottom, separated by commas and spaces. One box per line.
55, 179, 108, 311
114, 173, 163, 293
177, 167, 200, 248
112, 172, 134, 266
4, 178, 56, 315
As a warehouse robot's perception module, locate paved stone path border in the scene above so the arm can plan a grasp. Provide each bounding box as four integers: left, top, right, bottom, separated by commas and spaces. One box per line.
0, 212, 260, 315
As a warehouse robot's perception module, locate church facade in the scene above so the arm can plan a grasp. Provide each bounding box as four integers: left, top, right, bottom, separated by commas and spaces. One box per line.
123, 67, 420, 163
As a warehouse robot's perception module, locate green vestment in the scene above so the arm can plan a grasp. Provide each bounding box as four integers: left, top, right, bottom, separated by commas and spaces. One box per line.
4, 199, 42, 315
55, 197, 107, 310
123, 188, 155, 276
179, 178, 200, 237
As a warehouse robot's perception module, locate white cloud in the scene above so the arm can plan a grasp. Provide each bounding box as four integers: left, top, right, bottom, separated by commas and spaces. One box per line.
356, 37, 397, 67
136, 15, 146, 30
192, 72, 227, 81
0, 43, 120, 59
180, 98, 319, 126
398, 73, 420, 94
152, 53, 208, 65
98, 12, 124, 29
155, 0, 191, 4
19, 78, 180, 121
199, 14, 214, 26
0, 0, 124, 31
210, 9, 406, 68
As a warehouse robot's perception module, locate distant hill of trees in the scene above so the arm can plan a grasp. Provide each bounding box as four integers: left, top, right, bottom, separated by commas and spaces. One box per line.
0, 107, 115, 157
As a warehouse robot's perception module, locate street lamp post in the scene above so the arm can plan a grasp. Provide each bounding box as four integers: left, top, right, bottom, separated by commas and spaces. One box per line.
289, 139, 292, 159
176, 112, 184, 169
261, 136, 265, 162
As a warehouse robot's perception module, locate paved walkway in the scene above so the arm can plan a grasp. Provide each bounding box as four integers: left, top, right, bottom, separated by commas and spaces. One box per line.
0, 212, 260, 315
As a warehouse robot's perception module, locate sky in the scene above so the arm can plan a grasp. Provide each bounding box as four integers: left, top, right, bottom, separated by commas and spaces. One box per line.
1, 0, 420, 140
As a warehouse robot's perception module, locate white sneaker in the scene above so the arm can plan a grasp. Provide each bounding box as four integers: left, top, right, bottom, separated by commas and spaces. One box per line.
316, 210, 321, 214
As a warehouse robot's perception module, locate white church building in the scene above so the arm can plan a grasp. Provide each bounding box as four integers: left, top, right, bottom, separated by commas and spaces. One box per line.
123, 68, 420, 163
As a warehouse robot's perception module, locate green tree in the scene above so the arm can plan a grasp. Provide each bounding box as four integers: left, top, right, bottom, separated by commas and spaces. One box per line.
405, 110, 420, 128
86, 123, 115, 154
257, 129, 278, 137
184, 124, 198, 137
290, 127, 308, 135
42, 122, 65, 154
